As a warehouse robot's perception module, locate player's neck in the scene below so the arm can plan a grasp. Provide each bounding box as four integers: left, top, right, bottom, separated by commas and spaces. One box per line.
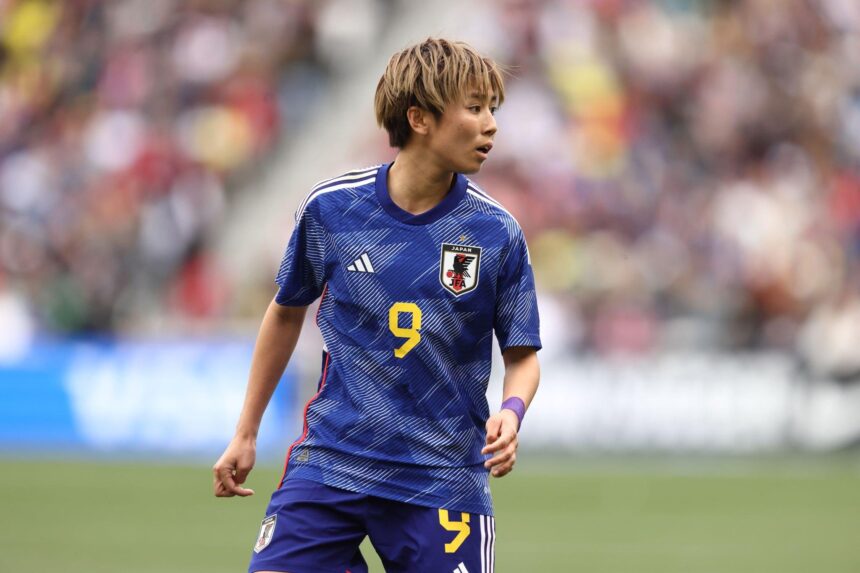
387, 152, 455, 216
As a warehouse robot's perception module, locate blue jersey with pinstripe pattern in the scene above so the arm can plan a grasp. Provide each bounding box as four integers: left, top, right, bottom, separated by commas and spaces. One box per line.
274, 162, 541, 516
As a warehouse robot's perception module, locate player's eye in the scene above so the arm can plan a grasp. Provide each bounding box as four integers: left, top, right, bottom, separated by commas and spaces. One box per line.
490, 106, 498, 115
468, 105, 481, 113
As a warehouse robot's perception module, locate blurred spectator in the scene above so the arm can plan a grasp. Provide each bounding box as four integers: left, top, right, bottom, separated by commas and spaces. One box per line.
798, 275, 860, 382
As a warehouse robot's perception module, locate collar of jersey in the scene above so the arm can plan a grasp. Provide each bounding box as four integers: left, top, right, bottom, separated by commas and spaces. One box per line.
375, 162, 468, 225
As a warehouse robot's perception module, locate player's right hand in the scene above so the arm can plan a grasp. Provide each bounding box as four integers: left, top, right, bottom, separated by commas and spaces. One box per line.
212, 436, 257, 497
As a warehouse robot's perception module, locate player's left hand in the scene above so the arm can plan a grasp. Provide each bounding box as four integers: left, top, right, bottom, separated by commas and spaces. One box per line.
481, 409, 519, 478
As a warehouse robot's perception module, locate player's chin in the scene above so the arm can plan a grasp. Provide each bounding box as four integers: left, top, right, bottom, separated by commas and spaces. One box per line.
459, 158, 486, 175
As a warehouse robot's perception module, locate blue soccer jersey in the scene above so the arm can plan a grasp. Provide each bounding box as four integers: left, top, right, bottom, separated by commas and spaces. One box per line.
274, 163, 541, 516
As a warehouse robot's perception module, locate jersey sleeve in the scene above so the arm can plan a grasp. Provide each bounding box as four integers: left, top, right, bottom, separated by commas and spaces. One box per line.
494, 227, 542, 351
273, 203, 328, 306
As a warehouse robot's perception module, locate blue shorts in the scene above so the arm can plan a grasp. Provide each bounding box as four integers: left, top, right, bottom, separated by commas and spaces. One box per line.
249, 478, 496, 573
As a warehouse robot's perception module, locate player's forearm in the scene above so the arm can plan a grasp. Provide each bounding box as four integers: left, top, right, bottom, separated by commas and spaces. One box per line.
501, 346, 540, 408
234, 300, 308, 439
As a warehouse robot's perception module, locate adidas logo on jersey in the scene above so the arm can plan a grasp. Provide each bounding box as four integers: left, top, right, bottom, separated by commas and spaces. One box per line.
453, 563, 469, 573
347, 253, 375, 273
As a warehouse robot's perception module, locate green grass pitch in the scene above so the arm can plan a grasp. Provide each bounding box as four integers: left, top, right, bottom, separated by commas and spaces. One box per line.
0, 455, 858, 572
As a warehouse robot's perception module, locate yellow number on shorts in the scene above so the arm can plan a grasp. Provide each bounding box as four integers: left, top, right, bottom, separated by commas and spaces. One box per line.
438, 509, 471, 553
389, 302, 422, 358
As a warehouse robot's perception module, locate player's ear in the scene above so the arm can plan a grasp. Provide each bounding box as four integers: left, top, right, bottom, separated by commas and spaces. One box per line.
406, 106, 432, 137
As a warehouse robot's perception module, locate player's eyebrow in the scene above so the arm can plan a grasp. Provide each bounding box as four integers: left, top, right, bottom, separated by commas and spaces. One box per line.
467, 91, 497, 104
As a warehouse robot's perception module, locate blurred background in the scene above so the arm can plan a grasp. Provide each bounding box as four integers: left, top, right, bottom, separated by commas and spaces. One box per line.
1, 0, 859, 571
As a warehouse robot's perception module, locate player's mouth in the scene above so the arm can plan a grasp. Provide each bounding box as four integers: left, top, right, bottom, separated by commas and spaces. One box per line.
476, 142, 493, 159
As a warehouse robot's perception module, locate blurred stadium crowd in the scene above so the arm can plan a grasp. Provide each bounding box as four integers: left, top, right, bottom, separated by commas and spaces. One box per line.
437, 0, 860, 380
1, 0, 859, 380
0, 0, 388, 339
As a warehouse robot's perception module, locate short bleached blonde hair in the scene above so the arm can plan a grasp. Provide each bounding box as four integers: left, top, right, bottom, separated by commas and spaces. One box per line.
374, 38, 505, 148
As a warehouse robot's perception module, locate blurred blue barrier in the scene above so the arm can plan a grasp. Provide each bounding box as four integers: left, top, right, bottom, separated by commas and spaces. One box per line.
0, 339, 294, 455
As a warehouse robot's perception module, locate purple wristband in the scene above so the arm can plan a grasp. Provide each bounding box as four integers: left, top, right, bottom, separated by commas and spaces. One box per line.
500, 397, 526, 429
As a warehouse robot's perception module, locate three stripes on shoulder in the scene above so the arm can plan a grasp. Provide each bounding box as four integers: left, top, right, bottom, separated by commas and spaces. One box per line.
347, 252, 375, 273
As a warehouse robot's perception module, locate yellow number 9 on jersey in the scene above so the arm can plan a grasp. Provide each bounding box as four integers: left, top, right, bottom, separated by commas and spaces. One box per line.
438, 509, 471, 553
388, 302, 422, 358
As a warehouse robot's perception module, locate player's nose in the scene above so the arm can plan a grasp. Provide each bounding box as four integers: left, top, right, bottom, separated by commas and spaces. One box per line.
482, 110, 497, 136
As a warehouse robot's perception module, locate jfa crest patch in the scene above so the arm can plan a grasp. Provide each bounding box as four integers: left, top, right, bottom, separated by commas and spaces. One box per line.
440, 243, 481, 296
254, 515, 277, 554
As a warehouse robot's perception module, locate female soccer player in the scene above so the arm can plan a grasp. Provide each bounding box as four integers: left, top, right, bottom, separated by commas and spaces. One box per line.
214, 37, 541, 573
